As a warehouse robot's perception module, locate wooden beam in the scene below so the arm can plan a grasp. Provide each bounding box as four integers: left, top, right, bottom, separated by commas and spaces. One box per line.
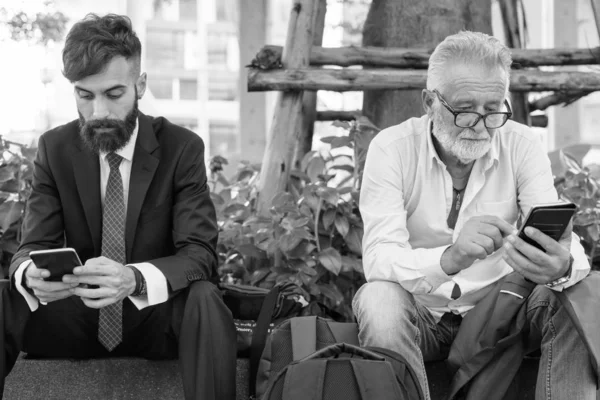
256, 0, 316, 217
248, 68, 600, 92
257, 44, 600, 68
316, 110, 548, 127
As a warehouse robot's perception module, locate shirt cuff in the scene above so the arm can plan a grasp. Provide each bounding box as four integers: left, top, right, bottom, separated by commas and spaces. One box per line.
126, 262, 168, 310
14, 260, 41, 311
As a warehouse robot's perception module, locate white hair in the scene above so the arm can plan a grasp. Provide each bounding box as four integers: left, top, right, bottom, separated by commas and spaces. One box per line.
426, 31, 512, 91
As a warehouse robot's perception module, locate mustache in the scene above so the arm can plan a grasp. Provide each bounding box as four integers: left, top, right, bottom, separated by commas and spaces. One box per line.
83, 119, 126, 130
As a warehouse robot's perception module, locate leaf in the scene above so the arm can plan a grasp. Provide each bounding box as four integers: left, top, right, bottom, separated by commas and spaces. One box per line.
307, 156, 326, 183
292, 227, 314, 241
331, 120, 351, 129
330, 136, 353, 149
250, 268, 271, 285
320, 136, 338, 144
235, 244, 266, 259
290, 169, 312, 183
318, 283, 344, 305
223, 203, 247, 218
331, 164, 354, 173
334, 214, 350, 237
341, 255, 364, 274
271, 192, 295, 212
0, 167, 15, 184
322, 208, 336, 229
290, 216, 310, 228
345, 226, 363, 255
286, 240, 316, 259
316, 186, 339, 205
279, 232, 303, 252
318, 247, 342, 275
210, 193, 225, 208
300, 150, 317, 173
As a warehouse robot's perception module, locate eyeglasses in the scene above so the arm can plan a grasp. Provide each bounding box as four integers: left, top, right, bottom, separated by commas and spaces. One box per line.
432, 89, 512, 129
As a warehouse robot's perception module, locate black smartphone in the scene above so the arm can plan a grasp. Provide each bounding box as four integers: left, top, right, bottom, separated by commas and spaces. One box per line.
29, 248, 83, 282
517, 202, 577, 252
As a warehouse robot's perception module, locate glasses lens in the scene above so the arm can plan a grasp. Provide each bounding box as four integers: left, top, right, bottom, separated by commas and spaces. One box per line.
455, 113, 480, 128
485, 114, 509, 128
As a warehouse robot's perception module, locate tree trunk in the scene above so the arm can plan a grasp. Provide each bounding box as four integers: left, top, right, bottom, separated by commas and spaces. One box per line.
362, 0, 493, 130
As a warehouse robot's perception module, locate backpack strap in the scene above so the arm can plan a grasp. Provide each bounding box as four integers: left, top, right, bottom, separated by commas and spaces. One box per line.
281, 361, 326, 400
351, 360, 403, 399
290, 316, 317, 361
249, 284, 281, 397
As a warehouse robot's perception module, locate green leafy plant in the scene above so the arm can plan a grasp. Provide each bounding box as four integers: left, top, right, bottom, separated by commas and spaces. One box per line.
210, 117, 379, 321
0, 138, 36, 277
550, 144, 600, 269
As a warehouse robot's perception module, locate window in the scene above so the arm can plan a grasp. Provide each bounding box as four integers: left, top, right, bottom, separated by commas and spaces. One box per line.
210, 122, 239, 157
180, 79, 198, 100
208, 71, 237, 101
146, 28, 185, 70
149, 78, 173, 99
179, 0, 196, 21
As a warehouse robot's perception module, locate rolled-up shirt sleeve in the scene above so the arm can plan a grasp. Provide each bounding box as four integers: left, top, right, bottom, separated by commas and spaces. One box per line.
360, 141, 452, 294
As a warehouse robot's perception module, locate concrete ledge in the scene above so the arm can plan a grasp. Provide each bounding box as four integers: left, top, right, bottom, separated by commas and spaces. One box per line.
5, 354, 249, 400
5, 353, 536, 400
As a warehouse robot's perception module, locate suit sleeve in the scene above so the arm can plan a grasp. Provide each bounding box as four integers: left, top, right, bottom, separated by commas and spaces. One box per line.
9, 134, 65, 282
148, 135, 219, 293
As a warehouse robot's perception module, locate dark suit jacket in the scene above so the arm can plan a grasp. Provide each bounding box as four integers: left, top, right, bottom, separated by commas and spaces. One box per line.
9, 112, 218, 293
446, 272, 600, 400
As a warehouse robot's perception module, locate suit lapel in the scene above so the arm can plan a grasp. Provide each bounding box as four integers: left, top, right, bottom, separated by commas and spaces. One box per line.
125, 113, 159, 260
73, 144, 102, 255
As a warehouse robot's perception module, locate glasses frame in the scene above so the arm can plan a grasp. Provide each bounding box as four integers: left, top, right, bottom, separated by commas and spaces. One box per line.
432, 89, 513, 129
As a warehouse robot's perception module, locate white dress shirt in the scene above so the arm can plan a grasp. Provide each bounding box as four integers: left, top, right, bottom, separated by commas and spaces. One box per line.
360, 115, 590, 322
15, 119, 169, 311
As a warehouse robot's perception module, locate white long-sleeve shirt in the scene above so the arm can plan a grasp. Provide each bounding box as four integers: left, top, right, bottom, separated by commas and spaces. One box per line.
15, 120, 168, 311
360, 115, 590, 321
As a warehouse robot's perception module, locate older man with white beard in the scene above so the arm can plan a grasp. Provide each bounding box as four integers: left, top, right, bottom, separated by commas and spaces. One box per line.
353, 31, 595, 400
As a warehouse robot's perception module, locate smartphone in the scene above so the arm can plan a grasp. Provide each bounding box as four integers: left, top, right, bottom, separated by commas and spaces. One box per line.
29, 248, 83, 282
517, 202, 577, 252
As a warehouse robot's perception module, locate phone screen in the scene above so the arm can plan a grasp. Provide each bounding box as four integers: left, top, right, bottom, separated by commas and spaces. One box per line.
29, 248, 83, 281
517, 204, 576, 252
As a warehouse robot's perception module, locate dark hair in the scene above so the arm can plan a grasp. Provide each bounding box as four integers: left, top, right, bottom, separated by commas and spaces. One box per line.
62, 13, 141, 82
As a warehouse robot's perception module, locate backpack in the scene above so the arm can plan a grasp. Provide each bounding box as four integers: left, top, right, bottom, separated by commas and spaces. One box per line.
253, 316, 360, 399
262, 342, 425, 400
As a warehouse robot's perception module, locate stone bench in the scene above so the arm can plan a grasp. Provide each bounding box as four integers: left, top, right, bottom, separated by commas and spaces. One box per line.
4, 353, 538, 399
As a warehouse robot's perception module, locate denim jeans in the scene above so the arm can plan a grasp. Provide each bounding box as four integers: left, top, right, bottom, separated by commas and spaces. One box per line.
352, 281, 598, 400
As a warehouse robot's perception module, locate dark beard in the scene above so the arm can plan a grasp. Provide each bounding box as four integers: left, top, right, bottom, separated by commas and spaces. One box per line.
79, 97, 138, 154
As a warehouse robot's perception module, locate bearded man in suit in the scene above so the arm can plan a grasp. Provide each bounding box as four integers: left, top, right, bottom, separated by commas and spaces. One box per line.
0, 13, 236, 400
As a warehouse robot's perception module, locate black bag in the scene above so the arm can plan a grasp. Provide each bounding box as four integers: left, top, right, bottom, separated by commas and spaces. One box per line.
263, 342, 425, 400
255, 316, 360, 399
219, 281, 306, 358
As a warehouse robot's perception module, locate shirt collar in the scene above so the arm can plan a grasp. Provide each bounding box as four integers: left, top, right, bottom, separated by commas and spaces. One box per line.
426, 117, 500, 171
100, 118, 138, 163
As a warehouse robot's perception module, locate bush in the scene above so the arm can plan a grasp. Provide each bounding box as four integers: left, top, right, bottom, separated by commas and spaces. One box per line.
210, 118, 378, 321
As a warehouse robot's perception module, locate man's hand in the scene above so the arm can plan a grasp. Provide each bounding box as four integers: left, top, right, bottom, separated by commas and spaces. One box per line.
63, 256, 136, 308
24, 262, 77, 303
502, 220, 573, 284
442, 215, 516, 275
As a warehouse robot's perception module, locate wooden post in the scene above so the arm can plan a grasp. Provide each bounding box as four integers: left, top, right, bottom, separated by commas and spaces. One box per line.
591, 0, 600, 39
239, 0, 268, 164
256, 0, 316, 217
295, 0, 327, 169
498, 0, 531, 126
553, 0, 580, 148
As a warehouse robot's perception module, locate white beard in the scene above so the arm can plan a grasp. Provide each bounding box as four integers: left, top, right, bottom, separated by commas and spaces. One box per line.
432, 111, 492, 164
